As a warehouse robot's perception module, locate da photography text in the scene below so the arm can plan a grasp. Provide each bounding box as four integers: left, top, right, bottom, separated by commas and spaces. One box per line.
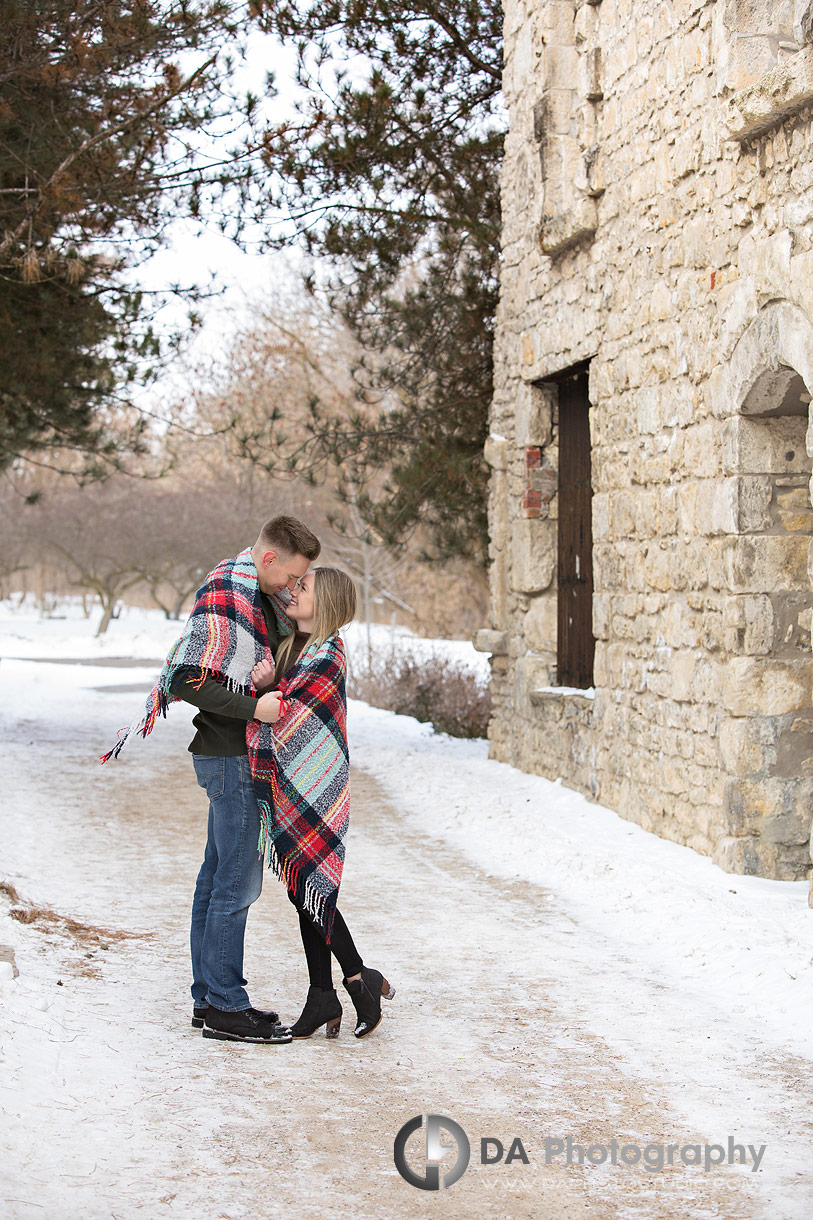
393, 1116, 767, 1191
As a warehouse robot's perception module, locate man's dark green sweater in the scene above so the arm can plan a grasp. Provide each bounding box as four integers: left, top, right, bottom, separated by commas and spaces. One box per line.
168, 591, 290, 757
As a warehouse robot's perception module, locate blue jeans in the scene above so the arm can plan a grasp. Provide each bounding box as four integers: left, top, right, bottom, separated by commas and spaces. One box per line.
190, 755, 264, 1012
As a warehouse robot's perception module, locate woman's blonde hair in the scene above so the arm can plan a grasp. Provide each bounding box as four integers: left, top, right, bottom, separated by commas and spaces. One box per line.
276, 567, 357, 676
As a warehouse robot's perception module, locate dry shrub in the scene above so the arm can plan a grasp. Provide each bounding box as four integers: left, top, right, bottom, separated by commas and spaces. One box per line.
348, 648, 491, 739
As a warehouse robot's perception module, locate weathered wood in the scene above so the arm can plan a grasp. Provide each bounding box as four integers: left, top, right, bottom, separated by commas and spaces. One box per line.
557, 371, 595, 689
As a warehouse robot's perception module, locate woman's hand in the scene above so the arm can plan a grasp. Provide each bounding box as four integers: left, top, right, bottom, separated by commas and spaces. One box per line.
255, 691, 283, 724
251, 658, 276, 693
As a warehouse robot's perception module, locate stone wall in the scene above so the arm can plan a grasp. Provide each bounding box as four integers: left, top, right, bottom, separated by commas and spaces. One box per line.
482, 0, 813, 882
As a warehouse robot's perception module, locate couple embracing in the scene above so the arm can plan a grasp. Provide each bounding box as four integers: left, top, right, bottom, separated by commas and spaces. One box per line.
104, 515, 394, 1045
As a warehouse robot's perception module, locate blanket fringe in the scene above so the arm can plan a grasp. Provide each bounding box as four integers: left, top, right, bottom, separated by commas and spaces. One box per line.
258, 800, 335, 942
99, 685, 171, 764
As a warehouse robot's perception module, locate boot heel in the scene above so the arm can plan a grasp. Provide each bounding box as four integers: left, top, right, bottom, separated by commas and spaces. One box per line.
343, 966, 395, 1038
290, 986, 343, 1039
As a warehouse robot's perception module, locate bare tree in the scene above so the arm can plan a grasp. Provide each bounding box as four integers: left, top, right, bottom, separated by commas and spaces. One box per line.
31, 479, 147, 634
0, 481, 36, 597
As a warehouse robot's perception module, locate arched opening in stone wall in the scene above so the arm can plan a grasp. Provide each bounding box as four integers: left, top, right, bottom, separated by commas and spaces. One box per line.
736, 367, 813, 663
721, 357, 813, 878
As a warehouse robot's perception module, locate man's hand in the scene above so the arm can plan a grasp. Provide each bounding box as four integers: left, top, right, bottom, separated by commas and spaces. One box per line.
255, 691, 283, 724
251, 658, 276, 693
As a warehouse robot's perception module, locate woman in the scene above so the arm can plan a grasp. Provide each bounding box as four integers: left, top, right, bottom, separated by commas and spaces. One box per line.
248, 567, 395, 1039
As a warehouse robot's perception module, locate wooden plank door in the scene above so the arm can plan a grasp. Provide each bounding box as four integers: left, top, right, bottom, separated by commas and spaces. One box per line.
557, 370, 595, 688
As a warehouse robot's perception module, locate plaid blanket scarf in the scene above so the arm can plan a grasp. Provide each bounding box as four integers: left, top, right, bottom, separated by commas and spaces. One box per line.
251, 634, 349, 942
101, 547, 293, 761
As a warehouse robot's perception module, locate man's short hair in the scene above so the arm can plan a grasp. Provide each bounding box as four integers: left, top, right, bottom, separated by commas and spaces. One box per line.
259, 515, 321, 562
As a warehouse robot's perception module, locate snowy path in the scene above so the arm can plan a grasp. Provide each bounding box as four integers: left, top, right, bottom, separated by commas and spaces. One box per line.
0, 656, 812, 1219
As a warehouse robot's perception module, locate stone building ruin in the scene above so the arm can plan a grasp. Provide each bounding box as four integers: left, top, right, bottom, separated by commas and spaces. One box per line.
476, 0, 813, 885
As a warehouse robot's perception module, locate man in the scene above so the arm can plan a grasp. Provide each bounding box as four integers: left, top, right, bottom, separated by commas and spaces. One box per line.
167, 515, 320, 1044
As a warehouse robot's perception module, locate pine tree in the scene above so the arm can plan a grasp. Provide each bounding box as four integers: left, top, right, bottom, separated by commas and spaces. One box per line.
0, 0, 252, 471
250, 0, 504, 563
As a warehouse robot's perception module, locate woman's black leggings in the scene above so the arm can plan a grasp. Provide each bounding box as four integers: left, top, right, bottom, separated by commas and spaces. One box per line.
288, 891, 363, 990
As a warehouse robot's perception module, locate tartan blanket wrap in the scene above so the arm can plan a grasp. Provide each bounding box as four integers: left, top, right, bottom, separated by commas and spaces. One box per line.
250, 634, 349, 941
101, 547, 293, 761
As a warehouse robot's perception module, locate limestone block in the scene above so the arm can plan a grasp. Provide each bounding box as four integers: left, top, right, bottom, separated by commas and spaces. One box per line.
592, 593, 611, 640
524, 593, 557, 652
682, 421, 720, 478
724, 45, 813, 141
732, 476, 774, 533
483, 434, 508, 471
511, 518, 556, 593
672, 130, 700, 180
696, 476, 773, 534
585, 146, 605, 196
515, 654, 554, 711
693, 482, 717, 536
592, 492, 610, 541
658, 756, 689, 796
713, 834, 761, 876
728, 35, 782, 92
738, 230, 793, 301
723, 594, 775, 655
719, 713, 781, 776
546, 88, 577, 135
698, 658, 724, 705
511, 21, 534, 94
671, 652, 697, 702
693, 734, 718, 767
579, 48, 603, 100
516, 380, 554, 446
658, 487, 680, 536
548, 46, 580, 90
790, 249, 813, 319
724, 776, 813, 858
472, 629, 508, 655
717, 278, 759, 358
540, 3, 576, 45
722, 657, 813, 716
574, 2, 599, 43
539, 199, 599, 255
723, 534, 809, 593
678, 482, 698, 533
636, 388, 660, 435
723, 416, 811, 476
592, 643, 609, 688
776, 488, 813, 532
644, 543, 672, 592
705, 539, 728, 592
610, 489, 637, 539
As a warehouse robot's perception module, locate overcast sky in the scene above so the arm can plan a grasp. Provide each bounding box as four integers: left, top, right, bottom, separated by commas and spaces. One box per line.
130, 28, 307, 407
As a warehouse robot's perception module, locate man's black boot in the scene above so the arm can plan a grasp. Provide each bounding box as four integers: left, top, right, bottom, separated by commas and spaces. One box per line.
202, 1006, 292, 1044
192, 1003, 279, 1029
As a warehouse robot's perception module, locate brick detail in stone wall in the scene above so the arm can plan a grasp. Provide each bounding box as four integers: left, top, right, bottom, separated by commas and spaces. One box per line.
522, 446, 557, 518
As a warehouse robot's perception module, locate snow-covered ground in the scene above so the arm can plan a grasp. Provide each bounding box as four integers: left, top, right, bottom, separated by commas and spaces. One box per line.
0, 594, 490, 680
2, 597, 812, 1219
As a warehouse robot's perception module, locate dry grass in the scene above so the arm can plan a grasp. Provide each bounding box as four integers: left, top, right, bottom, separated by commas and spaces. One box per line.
1, 879, 152, 947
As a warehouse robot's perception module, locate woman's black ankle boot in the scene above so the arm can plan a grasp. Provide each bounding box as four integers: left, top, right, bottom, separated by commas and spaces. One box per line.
342, 966, 396, 1038
290, 985, 343, 1039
